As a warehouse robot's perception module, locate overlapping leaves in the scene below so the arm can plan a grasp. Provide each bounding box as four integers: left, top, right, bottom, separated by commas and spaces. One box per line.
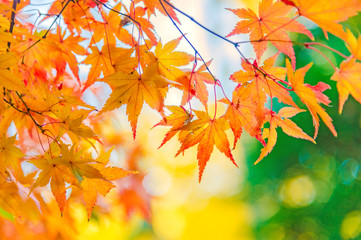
0, 0, 360, 226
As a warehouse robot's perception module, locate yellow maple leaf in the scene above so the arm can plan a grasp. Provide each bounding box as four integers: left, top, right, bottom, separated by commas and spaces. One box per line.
175, 111, 237, 182
100, 65, 170, 138
286, 59, 336, 138
255, 107, 315, 164
331, 58, 361, 114
283, 0, 361, 40
0, 53, 27, 93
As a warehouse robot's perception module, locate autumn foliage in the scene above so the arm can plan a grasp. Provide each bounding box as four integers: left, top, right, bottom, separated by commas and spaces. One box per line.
0, 0, 360, 232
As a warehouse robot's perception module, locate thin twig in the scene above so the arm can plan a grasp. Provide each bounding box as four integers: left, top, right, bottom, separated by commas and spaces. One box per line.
159, 0, 217, 84
161, 0, 248, 60
23, 0, 73, 53
306, 42, 348, 59
306, 46, 337, 70
7, 0, 19, 51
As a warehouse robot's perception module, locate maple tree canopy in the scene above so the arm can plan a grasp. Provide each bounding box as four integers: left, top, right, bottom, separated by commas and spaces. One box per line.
0, 0, 360, 226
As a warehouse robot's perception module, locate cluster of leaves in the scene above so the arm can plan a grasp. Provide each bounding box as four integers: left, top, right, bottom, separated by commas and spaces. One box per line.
0, 0, 360, 226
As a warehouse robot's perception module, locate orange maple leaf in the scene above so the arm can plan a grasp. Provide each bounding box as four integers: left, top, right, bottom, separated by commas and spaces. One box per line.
230, 54, 297, 127
83, 45, 140, 89
227, 0, 313, 67
231, 55, 296, 106
345, 30, 361, 61
100, 65, 170, 138
134, 0, 180, 24
255, 107, 315, 164
282, 0, 361, 40
286, 59, 336, 138
79, 149, 134, 219
81, 178, 114, 219
31, 144, 133, 216
177, 61, 214, 109
129, 5, 158, 45
154, 105, 193, 148
82, 45, 115, 89
43, 1, 94, 34
0, 52, 27, 93
48, 25, 87, 82
0, 134, 24, 176
91, 3, 136, 46
175, 111, 237, 182
30, 144, 73, 214
331, 58, 361, 114
220, 97, 263, 149
146, 36, 195, 81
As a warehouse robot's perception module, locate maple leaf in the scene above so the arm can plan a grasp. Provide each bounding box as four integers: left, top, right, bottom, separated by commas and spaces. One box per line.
0, 134, 24, 175
82, 45, 116, 89
175, 111, 237, 182
177, 61, 214, 109
91, 3, 136, 46
345, 30, 361, 61
133, 0, 180, 24
81, 178, 114, 218
100, 65, 170, 138
49, 106, 98, 143
282, 0, 361, 40
43, 1, 94, 34
78, 149, 134, 218
230, 54, 297, 126
81, 167, 133, 219
286, 59, 336, 138
60, 145, 103, 181
129, 5, 158, 45
227, 0, 313, 67
112, 48, 138, 74
146, 36, 195, 81
220, 97, 263, 149
331, 58, 361, 114
30, 144, 74, 213
305, 82, 331, 106
14, 32, 63, 75
32, 144, 133, 216
255, 107, 315, 164
117, 175, 152, 222
0, 52, 27, 93
48, 25, 87, 82
154, 105, 193, 148
83, 45, 139, 89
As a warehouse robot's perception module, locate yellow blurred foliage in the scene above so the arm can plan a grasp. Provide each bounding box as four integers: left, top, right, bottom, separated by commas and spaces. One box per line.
74, 106, 255, 239
341, 210, 361, 239
279, 175, 316, 208
152, 198, 253, 240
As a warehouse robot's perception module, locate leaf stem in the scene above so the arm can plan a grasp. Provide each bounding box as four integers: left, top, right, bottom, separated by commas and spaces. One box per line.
305, 42, 348, 59
23, 0, 73, 53
306, 45, 337, 70
159, 0, 217, 83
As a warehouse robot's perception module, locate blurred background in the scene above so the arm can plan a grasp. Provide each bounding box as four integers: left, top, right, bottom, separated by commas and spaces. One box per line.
2, 0, 361, 239
80, 0, 361, 238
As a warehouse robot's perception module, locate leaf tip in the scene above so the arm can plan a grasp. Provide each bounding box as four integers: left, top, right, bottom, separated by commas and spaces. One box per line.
253, 157, 262, 166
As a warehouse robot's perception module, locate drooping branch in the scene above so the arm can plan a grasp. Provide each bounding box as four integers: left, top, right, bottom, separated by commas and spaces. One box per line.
159, 0, 217, 83
7, 0, 19, 50
23, 0, 73, 53
160, 0, 247, 59
159, 0, 295, 95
